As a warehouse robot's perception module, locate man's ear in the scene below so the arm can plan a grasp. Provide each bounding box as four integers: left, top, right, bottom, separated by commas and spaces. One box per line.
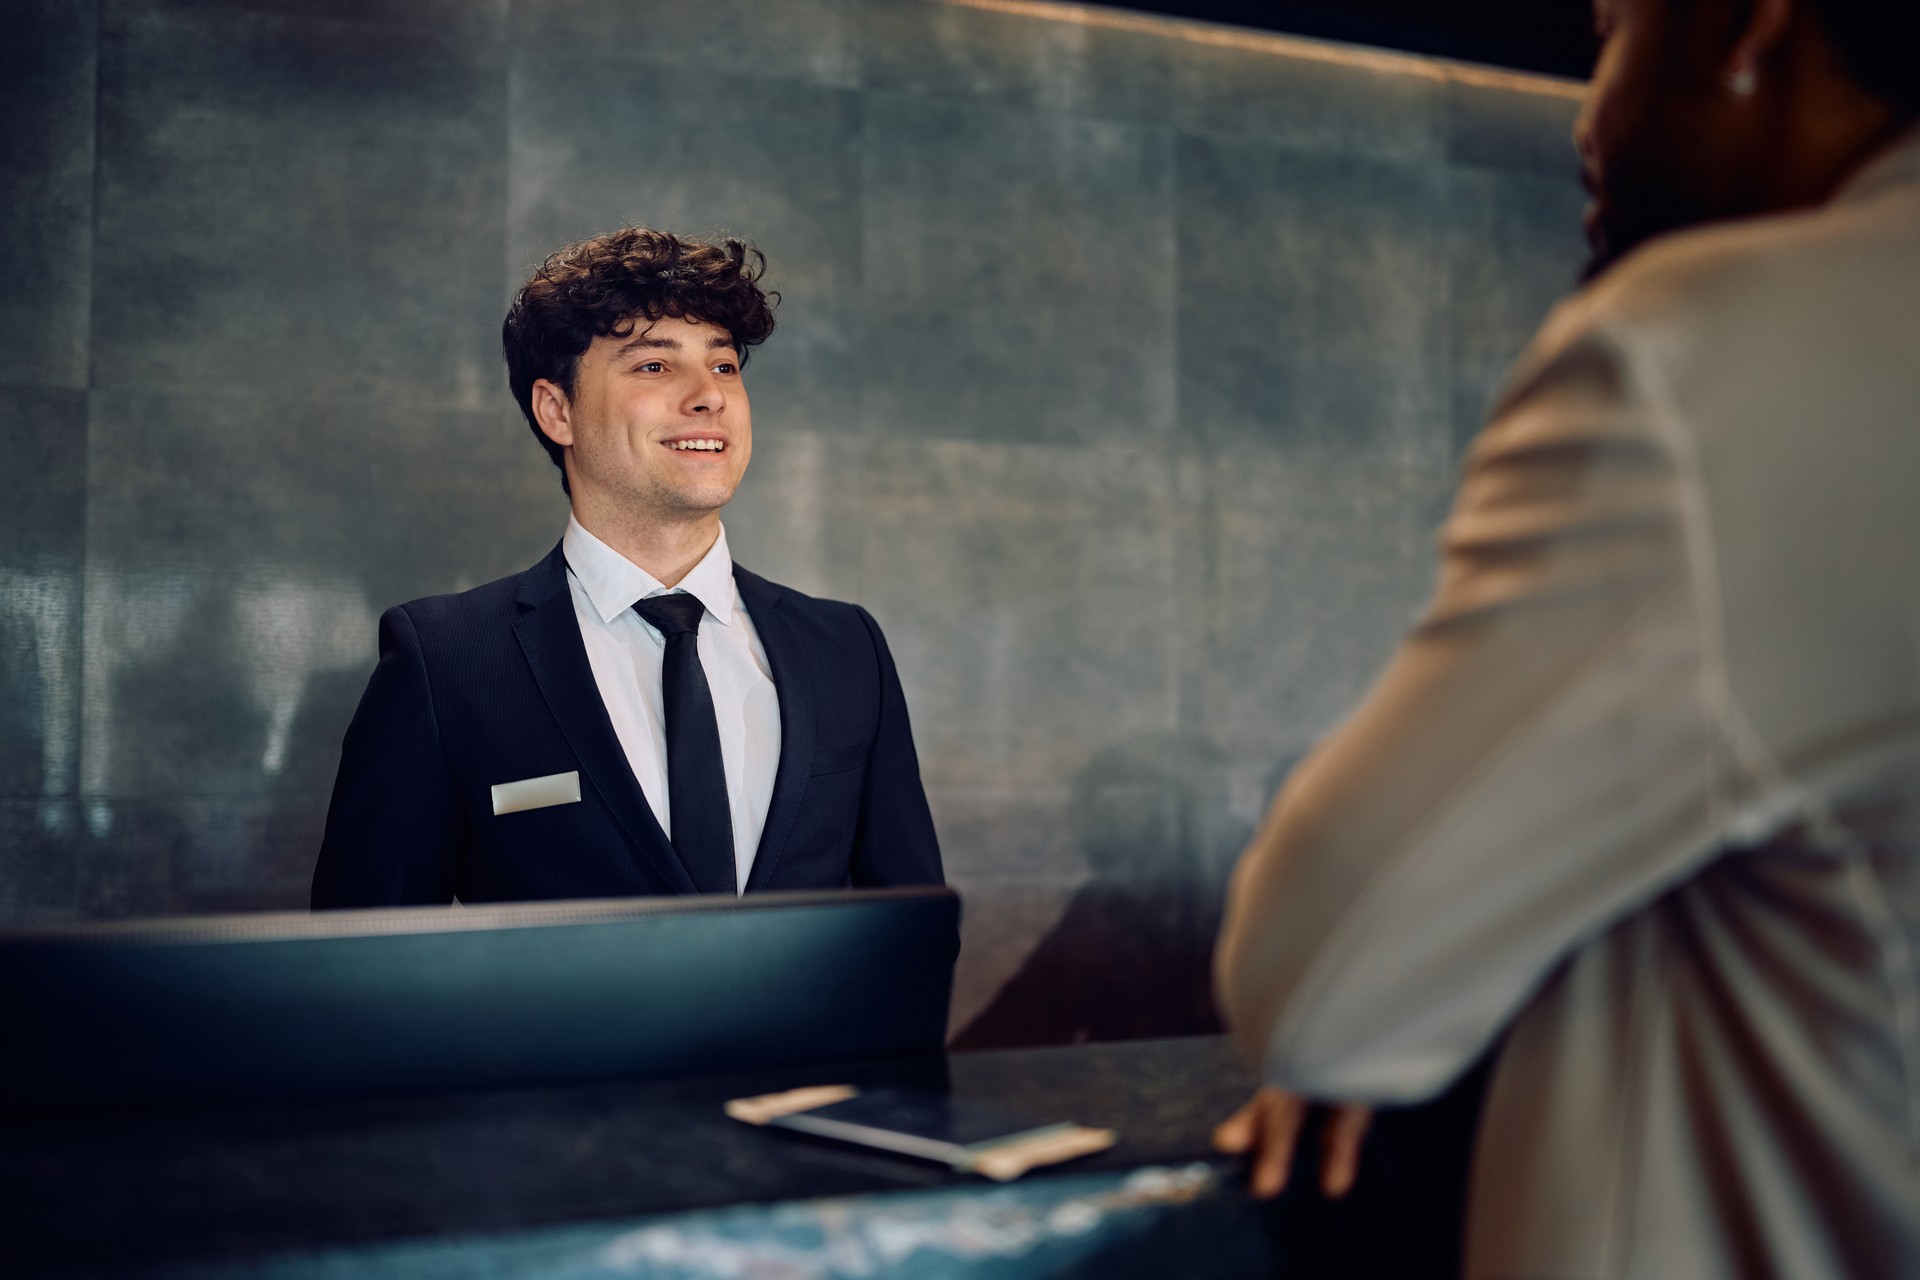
1725, 0, 1793, 89
530, 378, 574, 449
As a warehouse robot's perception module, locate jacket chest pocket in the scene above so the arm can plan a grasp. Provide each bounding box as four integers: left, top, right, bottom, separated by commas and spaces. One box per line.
810, 742, 870, 777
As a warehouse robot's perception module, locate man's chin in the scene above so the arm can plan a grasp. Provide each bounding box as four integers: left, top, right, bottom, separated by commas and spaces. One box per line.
1577, 198, 1639, 283
658, 486, 741, 521
1579, 242, 1621, 285
1578, 198, 1719, 286
1578, 214, 1647, 285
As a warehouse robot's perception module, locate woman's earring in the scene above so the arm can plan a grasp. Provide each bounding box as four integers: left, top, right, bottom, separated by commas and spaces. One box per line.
1724, 66, 1758, 99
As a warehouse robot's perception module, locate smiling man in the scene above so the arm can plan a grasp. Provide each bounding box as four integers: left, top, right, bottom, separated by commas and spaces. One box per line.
312, 228, 943, 906
1215, 0, 1920, 1275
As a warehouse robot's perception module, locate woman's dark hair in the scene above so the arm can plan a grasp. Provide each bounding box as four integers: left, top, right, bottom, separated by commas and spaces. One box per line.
1811, 0, 1920, 116
502, 227, 778, 491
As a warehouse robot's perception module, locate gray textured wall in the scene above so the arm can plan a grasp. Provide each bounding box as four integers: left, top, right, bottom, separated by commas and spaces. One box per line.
0, 0, 1585, 1040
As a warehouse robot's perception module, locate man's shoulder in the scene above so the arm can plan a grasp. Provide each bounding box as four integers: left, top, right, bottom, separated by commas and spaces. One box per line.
388, 546, 565, 635
732, 565, 881, 648
1579, 181, 1920, 354
1496, 185, 1920, 432
732, 564, 868, 622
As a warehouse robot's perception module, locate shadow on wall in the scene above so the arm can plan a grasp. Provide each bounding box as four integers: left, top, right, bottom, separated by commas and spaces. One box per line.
952, 738, 1303, 1049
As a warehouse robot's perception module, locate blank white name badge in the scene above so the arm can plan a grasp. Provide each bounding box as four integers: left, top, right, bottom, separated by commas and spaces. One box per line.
491, 770, 581, 816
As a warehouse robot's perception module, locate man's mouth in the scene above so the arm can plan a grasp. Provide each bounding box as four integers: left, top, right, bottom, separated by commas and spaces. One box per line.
666, 439, 726, 452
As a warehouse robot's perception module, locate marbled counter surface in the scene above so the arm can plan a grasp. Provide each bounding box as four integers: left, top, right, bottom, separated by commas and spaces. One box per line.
1, 1036, 1277, 1277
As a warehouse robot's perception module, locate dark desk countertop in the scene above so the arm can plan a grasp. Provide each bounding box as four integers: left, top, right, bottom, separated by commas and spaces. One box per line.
1, 1036, 1271, 1278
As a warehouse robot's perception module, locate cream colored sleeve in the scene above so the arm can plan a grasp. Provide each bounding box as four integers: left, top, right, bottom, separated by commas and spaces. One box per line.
1215, 318, 1734, 1103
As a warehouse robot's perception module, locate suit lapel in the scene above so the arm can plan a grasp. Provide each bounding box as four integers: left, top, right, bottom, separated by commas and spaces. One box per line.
512, 544, 696, 895
736, 566, 814, 893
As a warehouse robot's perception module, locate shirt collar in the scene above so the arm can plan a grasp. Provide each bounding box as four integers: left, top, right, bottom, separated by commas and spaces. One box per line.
563, 515, 737, 628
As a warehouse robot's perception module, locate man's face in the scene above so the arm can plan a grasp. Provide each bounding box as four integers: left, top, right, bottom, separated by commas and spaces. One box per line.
1576, 0, 1750, 278
546, 314, 751, 524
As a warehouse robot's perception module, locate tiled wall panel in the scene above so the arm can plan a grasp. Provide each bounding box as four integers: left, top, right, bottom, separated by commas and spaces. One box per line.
0, 0, 1585, 1043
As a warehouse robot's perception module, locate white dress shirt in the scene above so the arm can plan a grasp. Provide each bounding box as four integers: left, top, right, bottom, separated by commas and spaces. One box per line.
563, 516, 780, 892
1218, 129, 1920, 1277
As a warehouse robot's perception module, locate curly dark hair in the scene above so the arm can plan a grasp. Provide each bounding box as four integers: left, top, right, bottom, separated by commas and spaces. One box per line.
502, 227, 778, 492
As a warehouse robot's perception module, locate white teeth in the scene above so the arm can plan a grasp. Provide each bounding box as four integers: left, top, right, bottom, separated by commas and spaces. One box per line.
669, 440, 724, 451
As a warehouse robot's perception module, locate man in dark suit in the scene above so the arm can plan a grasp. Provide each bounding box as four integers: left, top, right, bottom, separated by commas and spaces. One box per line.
312, 227, 943, 907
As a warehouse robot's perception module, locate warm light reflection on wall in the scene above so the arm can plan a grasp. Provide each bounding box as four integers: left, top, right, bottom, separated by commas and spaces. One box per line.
943, 0, 1588, 100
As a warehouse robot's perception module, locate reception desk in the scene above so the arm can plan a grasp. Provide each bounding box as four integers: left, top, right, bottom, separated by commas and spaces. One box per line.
3, 1037, 1311, 1278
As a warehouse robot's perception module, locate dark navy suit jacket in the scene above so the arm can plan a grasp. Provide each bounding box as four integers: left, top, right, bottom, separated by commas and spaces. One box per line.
311, 544, 944, 907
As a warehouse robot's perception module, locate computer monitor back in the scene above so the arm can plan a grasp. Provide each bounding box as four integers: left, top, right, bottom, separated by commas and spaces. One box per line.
0, 886, 960, 1109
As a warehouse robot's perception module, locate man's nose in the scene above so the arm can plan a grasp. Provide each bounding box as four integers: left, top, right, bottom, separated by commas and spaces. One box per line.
1571, 118, 1600, 195
686, 372, 724, 413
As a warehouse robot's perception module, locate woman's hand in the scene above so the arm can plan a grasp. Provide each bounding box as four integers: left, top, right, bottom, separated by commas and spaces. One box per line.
1213, 1086, 1374, 1199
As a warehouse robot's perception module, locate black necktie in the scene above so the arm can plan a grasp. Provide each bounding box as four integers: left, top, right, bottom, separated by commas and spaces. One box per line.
633, 593, 736, 894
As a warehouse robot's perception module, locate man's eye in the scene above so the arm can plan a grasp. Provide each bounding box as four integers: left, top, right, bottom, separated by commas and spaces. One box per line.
713, 362, 738, 375
636, 361, 665, 373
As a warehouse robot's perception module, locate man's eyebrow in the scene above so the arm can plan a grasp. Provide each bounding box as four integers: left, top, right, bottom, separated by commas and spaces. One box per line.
610, 333, 740, 356
613, 334, 680, 356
